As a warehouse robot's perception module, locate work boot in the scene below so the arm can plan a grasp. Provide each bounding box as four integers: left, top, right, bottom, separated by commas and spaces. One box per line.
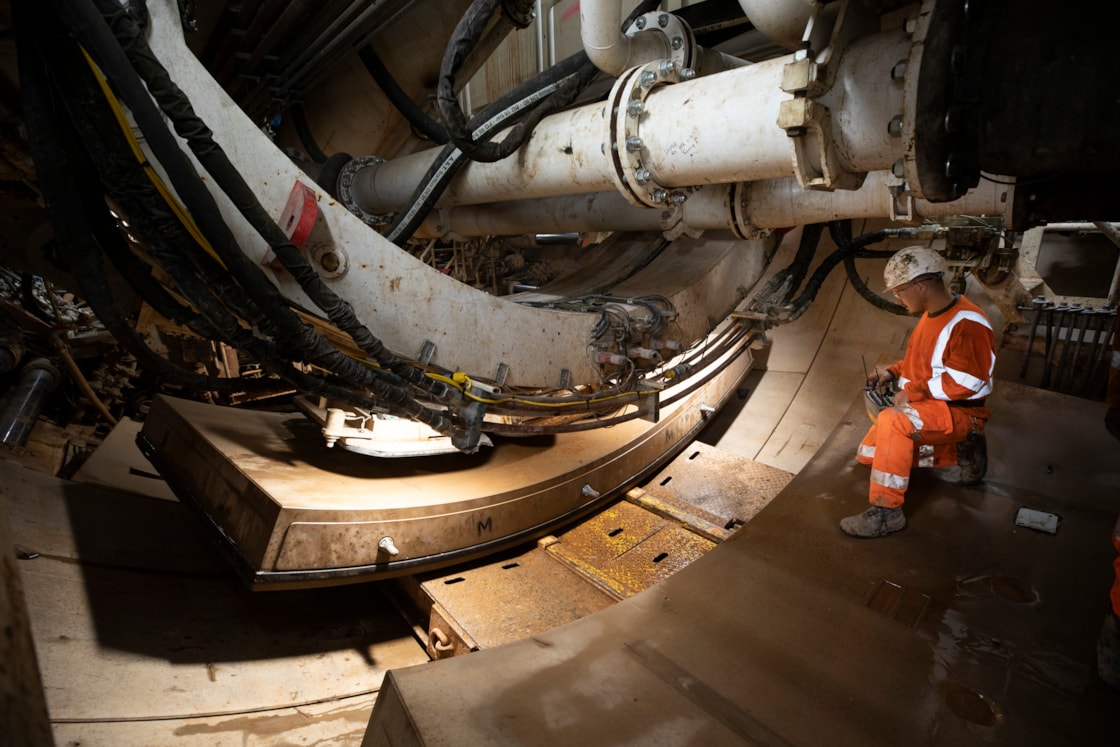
957, 433, 987, 485
839, 506, 906, 538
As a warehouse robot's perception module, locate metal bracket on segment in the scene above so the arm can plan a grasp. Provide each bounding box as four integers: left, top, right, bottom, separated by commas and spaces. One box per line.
779, 0, 879, 191
889, 182, 916, 223
778, 96, 866, 191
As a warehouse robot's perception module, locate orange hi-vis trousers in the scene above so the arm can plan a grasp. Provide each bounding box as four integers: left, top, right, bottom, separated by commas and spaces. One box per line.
856, 399, 984, 509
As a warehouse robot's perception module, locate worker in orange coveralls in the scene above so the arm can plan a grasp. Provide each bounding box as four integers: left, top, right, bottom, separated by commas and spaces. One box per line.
840, 247, 995, 538
1099, 310, 1120, 689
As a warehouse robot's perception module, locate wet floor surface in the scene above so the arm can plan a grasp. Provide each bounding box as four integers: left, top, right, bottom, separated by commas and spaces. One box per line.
368, 381, 1120, 746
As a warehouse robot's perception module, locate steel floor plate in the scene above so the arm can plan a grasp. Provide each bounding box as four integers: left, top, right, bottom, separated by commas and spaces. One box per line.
364, 381, 1120, 746
642, 441, 793, 529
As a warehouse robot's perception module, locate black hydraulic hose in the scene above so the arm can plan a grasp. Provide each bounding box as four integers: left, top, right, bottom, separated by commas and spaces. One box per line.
88, 0, 453, 404
437, 0, 658, 164
829, 221, 909, 316
784, 222, 825, 302
747, 222, 826, 314
49, 33, 275, 336
437, 0, 534, 162
386, 52, 595, 243
30, 25, 214, 333
290, 102, 330, 163
388, 0, 660, 241
358, 46, 449, 145
14, 13, 281, 398
48, 1, 437, 412
43, 0, 346, 374
785, 225, 917, 323
40, 0, 457, 436
24, 30, 449, 426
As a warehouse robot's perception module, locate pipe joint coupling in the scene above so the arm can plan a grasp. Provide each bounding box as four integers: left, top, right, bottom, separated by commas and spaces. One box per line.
606, 59, 695, 209
337, 155, 390, 229
627, 11, 696, 72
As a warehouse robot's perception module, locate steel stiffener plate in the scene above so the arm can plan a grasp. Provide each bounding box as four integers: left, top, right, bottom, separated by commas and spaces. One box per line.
138, 345, 752, 587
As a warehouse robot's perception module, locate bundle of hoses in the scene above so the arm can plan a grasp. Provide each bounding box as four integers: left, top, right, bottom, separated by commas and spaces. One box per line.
17, 0, 481, 446
749, 221, 915, 324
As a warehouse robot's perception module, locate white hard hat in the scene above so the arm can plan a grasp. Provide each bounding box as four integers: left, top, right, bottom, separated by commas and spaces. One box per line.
883, 246, 947, 291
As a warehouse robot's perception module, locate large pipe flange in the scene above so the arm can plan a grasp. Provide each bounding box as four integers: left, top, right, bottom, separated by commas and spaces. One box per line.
606, 59, 696, 209
629, 11, 696, 72
337, 155, 389, 228
728, 182, 774, 241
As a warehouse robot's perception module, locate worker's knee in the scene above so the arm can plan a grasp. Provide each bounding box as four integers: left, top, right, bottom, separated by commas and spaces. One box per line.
878, 407, 914, 436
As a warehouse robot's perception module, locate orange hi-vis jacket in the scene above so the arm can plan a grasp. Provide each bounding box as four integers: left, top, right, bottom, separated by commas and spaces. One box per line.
887, 294, 995, 411
858, 295, 995, 509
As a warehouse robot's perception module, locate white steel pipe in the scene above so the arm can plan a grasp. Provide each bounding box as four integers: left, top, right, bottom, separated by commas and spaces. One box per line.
414, 170, 1011, 239
351, 26, 911, 214
415, 186, 741, 238
742, 170, 1011, 227
737, 0, 815, 50
580, 0, 670, 76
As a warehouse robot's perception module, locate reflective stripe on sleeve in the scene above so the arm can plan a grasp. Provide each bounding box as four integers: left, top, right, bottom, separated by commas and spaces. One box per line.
858, 444, 876, 460
871, 468, 909, 490
928, 310, 995, 401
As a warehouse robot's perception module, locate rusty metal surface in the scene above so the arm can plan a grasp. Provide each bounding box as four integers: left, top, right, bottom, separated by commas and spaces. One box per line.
625, 486, 732, 543
365, 381, 1120, 745
543, 501, 717, 599
416, 546, 614, 653
138, 340, 752, 587
641, 440, 793, 529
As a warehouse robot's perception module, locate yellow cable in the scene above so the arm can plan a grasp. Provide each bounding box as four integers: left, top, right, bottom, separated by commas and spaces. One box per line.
424, 370, 652, 408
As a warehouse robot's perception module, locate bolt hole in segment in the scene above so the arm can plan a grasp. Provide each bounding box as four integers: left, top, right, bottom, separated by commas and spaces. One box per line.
608, 528, 624, 537
660, 475, 673, 486
652, 552, 669, 564
501, 563, 520, 570
443, 577, 466, 586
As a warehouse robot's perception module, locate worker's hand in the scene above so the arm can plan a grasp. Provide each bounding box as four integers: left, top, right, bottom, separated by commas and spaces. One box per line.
893, 389, 910, 407
868, 370, 894, 389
